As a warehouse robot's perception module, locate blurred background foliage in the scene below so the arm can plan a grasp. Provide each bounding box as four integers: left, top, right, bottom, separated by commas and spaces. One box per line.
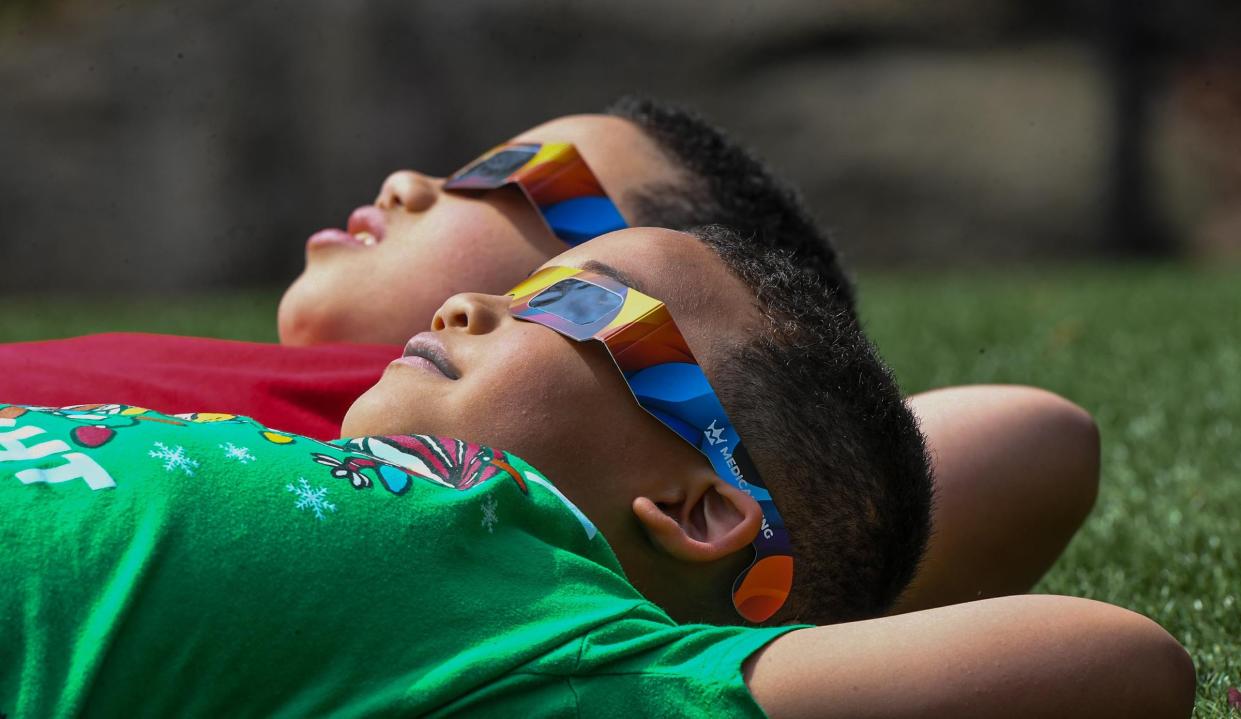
2, 0, 1239, 292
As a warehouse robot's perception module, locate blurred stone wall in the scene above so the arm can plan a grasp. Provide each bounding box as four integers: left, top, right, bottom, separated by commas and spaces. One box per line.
0, 0, 1237, 292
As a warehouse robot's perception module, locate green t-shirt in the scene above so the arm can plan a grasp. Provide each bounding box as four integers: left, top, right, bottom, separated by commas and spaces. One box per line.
0, 404, 803, 717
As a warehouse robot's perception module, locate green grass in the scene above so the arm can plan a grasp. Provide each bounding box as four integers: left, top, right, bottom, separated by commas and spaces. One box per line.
3, 264, 1238, 715
860, 263, 1240, 718
0, 290, 281, 343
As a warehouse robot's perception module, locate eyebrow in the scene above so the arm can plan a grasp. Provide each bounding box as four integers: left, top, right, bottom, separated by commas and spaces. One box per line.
580, 259, 648, 296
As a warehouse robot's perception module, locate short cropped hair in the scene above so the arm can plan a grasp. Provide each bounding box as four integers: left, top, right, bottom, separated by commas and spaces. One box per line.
692, 224, 932, 624
607, 95, 857, 313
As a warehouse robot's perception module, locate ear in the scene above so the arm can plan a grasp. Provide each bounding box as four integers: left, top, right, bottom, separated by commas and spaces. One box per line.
632, 480, 763, 563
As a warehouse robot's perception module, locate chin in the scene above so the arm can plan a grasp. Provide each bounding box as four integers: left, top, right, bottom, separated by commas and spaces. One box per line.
340, 377, 425, 438
277, 279, 356, 346
277, 312, 327, 346
278, 277, 322, 345
339, 393, 379, 438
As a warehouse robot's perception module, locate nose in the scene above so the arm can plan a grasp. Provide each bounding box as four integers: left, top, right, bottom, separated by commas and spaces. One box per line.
376, 170, 439, 212
431, 293, 508, 335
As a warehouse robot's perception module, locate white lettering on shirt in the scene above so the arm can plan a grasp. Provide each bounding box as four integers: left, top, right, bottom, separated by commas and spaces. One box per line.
1, 417, 116, 490
0, 422, 69, 460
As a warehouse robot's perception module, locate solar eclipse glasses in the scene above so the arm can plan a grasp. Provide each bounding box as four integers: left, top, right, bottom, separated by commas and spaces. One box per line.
445, 142, 627, 246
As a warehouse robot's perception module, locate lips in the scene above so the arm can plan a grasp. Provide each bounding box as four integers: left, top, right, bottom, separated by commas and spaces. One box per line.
347, 205, 387, 244
397, 332, 461, 380
306, 205, 388, 250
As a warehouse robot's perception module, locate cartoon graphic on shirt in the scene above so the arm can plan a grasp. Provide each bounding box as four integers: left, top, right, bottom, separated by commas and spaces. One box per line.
262, 431, 296, 445
0, 405, 28, 421
174, 412, 341, 455
310, 451, 414, 495
3, 403, 601, 546
16, 403, 186, 449
341, 435, 529, 495
171, 412, 338, 454
175, 412, 239, 423
313, 433, 592, 536
173, 412, 304, 448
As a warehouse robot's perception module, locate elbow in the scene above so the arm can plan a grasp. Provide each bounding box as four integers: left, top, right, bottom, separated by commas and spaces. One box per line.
1116, 607, 1197, 718
1035, 389, 1102, 524
1156, 628, 1197, 718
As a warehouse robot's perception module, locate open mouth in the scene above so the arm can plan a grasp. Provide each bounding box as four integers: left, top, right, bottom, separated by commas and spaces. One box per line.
346, 205, 387, 245
397, 333, 461, 380
306, 205, 388, 249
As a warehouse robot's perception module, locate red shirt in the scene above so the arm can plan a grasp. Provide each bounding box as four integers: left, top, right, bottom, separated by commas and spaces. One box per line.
0, 333, 400, 440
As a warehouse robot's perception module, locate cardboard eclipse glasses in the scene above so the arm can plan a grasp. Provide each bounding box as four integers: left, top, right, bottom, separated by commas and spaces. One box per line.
506, 265, 795, 624
444, 142, 628, 246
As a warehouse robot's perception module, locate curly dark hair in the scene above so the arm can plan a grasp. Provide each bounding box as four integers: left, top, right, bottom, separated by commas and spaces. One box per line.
691, 224, 932, 625
607, 95, 857, 313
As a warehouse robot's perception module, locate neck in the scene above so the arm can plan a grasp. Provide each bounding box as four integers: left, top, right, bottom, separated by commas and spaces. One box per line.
609, 527, 746, 625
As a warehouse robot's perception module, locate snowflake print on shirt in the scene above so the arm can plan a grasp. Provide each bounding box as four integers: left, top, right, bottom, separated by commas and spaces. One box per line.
287, 477, 336, 520
219, 442, 256, 464
149, 442, 199, 476
480, 494, 499, 533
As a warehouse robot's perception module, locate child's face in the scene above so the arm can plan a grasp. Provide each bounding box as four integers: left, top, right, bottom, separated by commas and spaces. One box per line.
341, 227, 760, 556
277, 114, 684, 346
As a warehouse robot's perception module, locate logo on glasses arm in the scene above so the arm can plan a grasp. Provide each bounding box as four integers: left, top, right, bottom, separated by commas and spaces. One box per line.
705, 419, 746, 486
705, 420, 774, 540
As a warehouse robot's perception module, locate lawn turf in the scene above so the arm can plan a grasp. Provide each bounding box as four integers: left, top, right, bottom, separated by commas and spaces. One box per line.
861, 263, 1239, 717
2, 263, 1238, 715
0, 289, 280, 344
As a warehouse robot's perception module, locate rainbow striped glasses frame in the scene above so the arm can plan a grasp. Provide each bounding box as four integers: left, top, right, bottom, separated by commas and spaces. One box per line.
444, 142, 627, 246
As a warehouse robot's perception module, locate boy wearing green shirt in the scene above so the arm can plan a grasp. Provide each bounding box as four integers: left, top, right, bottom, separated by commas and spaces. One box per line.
2, 227, 1192, 717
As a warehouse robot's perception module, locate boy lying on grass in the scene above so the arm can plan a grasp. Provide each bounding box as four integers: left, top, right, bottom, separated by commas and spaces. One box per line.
1, 227, 1192, 717
1, 97, 1100, 617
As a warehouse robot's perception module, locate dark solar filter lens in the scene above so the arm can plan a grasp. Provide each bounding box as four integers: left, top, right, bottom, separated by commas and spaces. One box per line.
528, 278, 623, 325
453, 146, 539, 184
